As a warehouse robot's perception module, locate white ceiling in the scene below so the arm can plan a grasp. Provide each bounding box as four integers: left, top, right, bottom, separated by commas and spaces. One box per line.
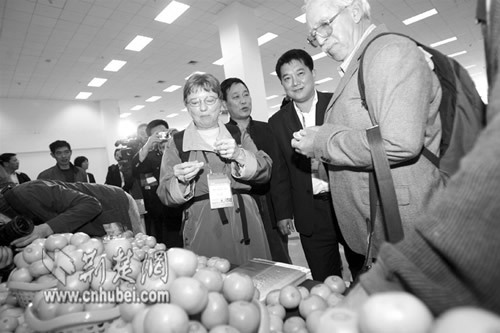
0, 0, 486, 130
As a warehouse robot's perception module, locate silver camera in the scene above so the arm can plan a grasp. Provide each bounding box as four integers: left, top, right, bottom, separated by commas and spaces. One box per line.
157, 131, 171, 142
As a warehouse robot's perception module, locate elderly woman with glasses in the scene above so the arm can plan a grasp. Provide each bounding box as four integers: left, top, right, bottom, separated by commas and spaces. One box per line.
157, 73, 272, 265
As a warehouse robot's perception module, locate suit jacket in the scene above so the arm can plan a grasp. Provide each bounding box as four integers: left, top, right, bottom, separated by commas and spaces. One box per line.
268, 91, 333, 236
313, 25, 443, 255
227, 118, 285, 227
105, 164, 133, 192
87, 172, 96, 183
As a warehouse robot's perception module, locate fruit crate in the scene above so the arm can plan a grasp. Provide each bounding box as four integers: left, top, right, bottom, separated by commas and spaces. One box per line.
7, 280, 58, 308
24, 303, 120, 333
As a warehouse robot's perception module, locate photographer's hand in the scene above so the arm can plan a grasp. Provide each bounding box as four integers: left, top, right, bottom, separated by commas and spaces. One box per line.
139, 134, 163, 162
11, 224, 53, 248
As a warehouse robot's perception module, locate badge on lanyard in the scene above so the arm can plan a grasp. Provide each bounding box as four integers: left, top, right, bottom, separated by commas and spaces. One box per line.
207, 173, 234, 209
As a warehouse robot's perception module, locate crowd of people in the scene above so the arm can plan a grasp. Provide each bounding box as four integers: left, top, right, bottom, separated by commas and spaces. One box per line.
0, 0, 498, 316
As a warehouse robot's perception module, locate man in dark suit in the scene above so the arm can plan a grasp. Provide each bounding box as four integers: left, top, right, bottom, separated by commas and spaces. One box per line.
221, 77, 291, 264
269, 49, 364, 281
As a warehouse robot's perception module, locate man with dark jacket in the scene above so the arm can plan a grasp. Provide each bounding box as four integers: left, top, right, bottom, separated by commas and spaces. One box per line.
269, 49, 364, 281
221, 77, 291, 264
0, 153, 31, 185
131, 119, 183, 247
0, 180, 142, 248
37, 140, 87, 183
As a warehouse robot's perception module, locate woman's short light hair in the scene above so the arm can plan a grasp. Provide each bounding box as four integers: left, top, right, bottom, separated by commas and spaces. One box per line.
304, 0, 371, 20
183, 72, 223, 104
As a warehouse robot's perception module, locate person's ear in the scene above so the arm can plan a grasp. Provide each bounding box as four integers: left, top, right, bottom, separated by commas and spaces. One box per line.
350, 1, 363, 23
50, 152, 55, 159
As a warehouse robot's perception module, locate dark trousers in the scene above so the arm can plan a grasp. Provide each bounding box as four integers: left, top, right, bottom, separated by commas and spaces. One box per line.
300, 194, 365, 281
254, 195, 292, 264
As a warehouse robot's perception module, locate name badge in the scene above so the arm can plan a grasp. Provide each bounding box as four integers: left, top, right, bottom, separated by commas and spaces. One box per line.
207, 173, 234, 209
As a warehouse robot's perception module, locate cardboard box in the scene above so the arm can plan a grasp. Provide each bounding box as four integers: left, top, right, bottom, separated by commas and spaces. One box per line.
230, 258, 312, 302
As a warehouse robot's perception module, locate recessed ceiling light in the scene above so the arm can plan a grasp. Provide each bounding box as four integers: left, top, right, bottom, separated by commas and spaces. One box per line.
166, 113, 179, 118
76, 92, 92, 99
312, 52, 327, 60
295, 14, 306, 23
403, 8, 438, 25
125, 35, 153, 52
131, 105, 145, 111
448, 50, 467, 58
213, 58, 224, 66
155, 1, 190, 24
88, 78, 107, 87
146, 96, 162, 102
315, 77, 333, 85
258, 32, 278, 46
164, 85, 182, 92
266, 95, 279, 100
430, 36, 457, 48
120, 113, 131, 118
104, 60, 127, 72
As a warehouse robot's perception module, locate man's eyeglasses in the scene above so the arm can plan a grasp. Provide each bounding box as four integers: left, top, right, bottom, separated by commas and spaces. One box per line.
307, 6, 348, 48
187, 96, 218, 108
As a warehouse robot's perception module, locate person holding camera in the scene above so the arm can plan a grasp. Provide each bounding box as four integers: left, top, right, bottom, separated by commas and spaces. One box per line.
105, 148, 134, 192
131, 119, 183, 247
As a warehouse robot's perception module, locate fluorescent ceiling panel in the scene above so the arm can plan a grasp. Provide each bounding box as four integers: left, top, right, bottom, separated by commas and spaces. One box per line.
181, 108, 188, 112
164, 85, 182, 92
271, 104, 282, 108
125, 35, 153, 52
258, 32, 278, 46
88, 78, 107, 87
120, 113, 131, 118
448, 50, 467, 58
266, 95, 279, 100
75, 92, 92, 99
430, 37, 457, 48
104, 60, 126, 72
465, 64, 476, 69
146, 96, 162, 102
312, 52, 327, 60
403, 8, 438, 25
315, 77, 333, 84
213, 58, 224, 66
295, 14, 306, 23
155, 1, 190, 24
131, 105, 145, 111
270, 71, 277, 76
166, 113, 179, 118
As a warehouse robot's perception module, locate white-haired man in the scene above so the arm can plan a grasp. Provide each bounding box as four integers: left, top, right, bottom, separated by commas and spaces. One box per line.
292, 0, 444, 260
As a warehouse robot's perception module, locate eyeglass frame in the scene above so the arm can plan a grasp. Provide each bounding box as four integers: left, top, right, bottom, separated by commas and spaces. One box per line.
306, 5, 349, 48
186, 96, 219, 108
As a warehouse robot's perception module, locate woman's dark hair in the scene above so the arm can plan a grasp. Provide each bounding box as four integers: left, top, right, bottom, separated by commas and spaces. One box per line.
73, 156, 88, 168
